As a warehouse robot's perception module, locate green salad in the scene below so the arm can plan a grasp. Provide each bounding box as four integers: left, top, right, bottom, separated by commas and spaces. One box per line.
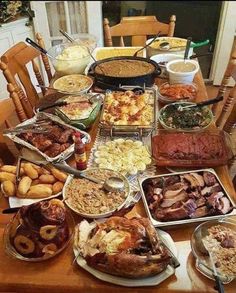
159, 103, 212, 129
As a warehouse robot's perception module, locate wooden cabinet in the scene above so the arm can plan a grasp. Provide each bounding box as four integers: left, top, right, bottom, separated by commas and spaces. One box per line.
0, 17, 34, 100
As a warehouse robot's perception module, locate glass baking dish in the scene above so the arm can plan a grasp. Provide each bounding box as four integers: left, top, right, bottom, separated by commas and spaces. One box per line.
99, 86, 157, 136
138, 168, 236, 228
151, 129, 234, 167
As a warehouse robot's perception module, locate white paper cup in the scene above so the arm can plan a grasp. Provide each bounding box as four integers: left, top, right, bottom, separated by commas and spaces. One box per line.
166, 59, 199, 84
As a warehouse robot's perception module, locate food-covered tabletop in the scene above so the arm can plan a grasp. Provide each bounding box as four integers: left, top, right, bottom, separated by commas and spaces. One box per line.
0, 40, 236, 293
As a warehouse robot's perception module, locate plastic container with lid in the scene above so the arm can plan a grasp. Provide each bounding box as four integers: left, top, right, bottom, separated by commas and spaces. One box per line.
166, 59, 199, 84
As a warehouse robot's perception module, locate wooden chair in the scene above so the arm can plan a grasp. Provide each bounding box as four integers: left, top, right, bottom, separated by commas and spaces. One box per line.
0, 97, 21, 163
212, 43, 236, 125
35, 32, 53, 83
104, 15, 176, 47
0, 37, 52, 120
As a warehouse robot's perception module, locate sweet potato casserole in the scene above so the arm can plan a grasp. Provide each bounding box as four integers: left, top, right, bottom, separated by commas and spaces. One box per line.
65, 169, 127, 215
101, 90, 154, 126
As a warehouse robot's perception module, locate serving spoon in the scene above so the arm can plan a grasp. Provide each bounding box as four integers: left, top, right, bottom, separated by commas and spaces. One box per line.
202, 239, 225, 293
133, 32, 161, 57
25, 37, 55, 60
178, 96, 223, 111
37, 93, 103, 112
53, 163, 125, 193
159, 39, 210, 51
184, 37, 192, 62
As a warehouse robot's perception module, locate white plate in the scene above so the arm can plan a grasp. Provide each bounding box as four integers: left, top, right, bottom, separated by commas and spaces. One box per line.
73, 228, 177, 287
8, 193, 60, 208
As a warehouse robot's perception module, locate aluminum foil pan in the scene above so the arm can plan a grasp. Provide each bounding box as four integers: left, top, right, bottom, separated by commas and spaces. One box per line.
4, 112, 91, 162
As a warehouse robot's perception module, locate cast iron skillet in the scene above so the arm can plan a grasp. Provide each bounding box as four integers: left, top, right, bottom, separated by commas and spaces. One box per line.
88, 56, 161, 88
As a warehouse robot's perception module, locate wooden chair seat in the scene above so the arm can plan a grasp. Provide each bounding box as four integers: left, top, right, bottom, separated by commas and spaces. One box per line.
104, 15, 176, 47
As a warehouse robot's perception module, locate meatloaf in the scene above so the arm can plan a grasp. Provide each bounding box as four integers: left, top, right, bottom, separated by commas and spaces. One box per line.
152, 132, 229, 166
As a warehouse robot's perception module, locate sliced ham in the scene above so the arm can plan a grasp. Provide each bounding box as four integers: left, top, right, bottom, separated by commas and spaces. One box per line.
203, 171, 217, 186
207, 192, 224, 209
190, 173, 205, 187
155, 206, 189, 221
164, 188, 185, 199
183, 198, 197, 215
195, 197, 206, 207
153, 188, 162, 195
160, 191, 188, 208
201, 183, 222, 196
218, 197, 232, 214
182, 174, 199, 188
190, 206, 210, 218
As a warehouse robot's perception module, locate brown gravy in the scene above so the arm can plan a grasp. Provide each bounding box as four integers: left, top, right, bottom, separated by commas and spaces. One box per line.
95, 60, 155, 77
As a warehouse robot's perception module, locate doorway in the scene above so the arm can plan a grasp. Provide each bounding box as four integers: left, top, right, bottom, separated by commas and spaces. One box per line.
102, 1, 222, 79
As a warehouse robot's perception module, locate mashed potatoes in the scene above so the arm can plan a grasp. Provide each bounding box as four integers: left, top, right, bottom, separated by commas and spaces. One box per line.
54, 45, 90, 75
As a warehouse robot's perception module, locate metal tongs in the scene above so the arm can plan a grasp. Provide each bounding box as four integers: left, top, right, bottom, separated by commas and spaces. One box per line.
3, 119, 51, 134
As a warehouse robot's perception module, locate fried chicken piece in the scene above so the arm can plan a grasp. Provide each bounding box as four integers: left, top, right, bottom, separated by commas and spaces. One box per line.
44, 143, 62, 157
58, 129, 75, 144
60, 143, 70, 152
45, 125, 64, 142
31, 134, 53, 151
19, 132, 34, 142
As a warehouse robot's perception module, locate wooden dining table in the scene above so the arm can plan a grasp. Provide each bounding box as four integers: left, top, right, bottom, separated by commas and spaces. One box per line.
0, 68, 235, 293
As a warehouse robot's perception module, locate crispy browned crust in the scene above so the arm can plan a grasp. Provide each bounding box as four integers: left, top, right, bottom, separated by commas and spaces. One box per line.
86, 252, 170, 278
84, 217, 171, 278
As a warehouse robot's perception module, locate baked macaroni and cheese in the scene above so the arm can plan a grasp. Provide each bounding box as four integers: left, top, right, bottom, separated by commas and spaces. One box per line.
100, 90, 154, 126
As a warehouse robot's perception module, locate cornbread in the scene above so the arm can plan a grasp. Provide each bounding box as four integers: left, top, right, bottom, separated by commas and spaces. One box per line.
95, 48, 143, 60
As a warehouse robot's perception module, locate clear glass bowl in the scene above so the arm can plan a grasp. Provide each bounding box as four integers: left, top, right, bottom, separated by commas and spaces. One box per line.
72, 33, 98, 52
191, 218, 236, 284
4, 204, 75, 262
47, 43, 91, 76
158, 101, 213, 132
157, 82, 198, 104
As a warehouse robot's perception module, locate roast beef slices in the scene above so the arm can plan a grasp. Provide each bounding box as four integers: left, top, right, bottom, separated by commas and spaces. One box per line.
144, 172, 232, 222
152, 133, 227, 161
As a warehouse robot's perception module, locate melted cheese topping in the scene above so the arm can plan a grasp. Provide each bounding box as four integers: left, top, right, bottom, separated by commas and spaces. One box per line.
101, 90, 153, 126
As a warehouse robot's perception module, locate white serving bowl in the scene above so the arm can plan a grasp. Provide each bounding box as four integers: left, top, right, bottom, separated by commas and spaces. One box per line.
150, 54, 182, 78
166, 59, 199, 84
